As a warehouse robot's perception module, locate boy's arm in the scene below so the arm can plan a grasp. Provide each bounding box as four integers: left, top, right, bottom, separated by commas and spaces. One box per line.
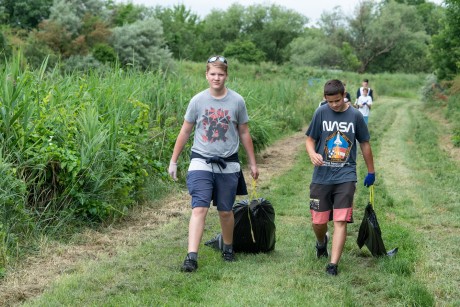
168, 120, 194, 180
306, 136, 324, 166
238, 123, 259, 179
359, 141, 375, 186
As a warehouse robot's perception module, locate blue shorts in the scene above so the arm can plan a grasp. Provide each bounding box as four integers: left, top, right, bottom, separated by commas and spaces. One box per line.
186, 170, 239, 211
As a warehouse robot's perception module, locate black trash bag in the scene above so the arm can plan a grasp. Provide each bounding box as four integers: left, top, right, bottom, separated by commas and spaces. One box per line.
357, 203, 398, 257
233, 198, 276, 253
205, 198, 276, 253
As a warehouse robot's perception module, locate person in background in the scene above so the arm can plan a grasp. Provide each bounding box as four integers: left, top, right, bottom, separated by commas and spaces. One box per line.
355, 87, 373, 125
343, 82, 352, 103
305, 79, 375, 276
356, 78, 374, 101
168, 55, 259, 272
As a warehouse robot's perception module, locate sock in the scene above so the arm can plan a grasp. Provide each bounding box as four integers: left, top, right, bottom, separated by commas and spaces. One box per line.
187, 252, 197, 261
223, 244, 233, 253
316, 237, 326, 248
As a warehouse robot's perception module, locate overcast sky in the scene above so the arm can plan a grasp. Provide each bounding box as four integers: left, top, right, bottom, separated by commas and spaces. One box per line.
121, 0, 444, 25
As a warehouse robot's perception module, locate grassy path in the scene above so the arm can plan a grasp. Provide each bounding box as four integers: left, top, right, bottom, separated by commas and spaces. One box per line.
371, 98, 460, 303
4, 98, 459, 306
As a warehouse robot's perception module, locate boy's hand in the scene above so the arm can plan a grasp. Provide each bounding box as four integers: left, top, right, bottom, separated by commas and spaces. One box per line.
168, 162, 178, 181
364, 172, 375, 187
309, 153, 324, 166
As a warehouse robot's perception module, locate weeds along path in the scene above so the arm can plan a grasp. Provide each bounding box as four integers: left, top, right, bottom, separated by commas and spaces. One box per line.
373, 98, 460, 303
0, 130, 306, 306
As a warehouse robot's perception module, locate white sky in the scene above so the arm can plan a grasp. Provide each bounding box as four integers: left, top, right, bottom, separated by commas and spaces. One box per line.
122, 0, 444, 25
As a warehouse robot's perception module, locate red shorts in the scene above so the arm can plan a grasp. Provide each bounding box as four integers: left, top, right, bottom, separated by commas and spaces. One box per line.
309, 182, 356, 224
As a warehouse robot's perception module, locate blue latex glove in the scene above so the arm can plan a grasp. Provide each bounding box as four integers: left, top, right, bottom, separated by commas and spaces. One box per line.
364, 172, 375, 187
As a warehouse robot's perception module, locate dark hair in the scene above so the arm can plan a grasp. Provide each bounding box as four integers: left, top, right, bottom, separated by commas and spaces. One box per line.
363, 78, 369, 82
324, 79, 345, 96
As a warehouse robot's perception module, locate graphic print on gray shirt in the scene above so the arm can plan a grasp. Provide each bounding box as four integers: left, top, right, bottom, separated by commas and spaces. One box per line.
184, 88, 249, 158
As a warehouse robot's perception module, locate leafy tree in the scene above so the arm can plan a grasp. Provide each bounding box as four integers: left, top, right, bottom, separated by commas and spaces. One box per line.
23, 32, 59, 68
288, 28, 342, 68
33, 20, 73, 56
0, 0, 53, 29
224, 40, 265, 63
109, 2, 150, 27
431, 0, 460, 80
48, 0, 107, 36
200, 4, 246, 59
153, 4, 202, 60
384, 0, 444, 35
245, 4, 308, 64
111, 18, 173, 70
348, 0, 429, 73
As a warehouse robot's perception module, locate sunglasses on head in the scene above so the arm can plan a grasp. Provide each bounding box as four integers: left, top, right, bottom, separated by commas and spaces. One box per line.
207, 56, 228, 65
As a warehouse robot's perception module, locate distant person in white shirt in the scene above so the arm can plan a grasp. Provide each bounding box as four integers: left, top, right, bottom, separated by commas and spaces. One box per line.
356, 78, 374, 101
355, 87, 373, 125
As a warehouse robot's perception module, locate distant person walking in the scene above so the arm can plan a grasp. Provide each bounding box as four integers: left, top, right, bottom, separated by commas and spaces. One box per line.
305, 79, 375, 276
168, 55, 259, 272
356, 78, 374, 101
355, 87, 373, 125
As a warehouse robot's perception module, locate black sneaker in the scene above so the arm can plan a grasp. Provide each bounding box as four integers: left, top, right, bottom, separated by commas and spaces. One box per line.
315, 232, 329, 258
181, 255, 198, 272
222, 250, 235, 262
326, 263, 338, 276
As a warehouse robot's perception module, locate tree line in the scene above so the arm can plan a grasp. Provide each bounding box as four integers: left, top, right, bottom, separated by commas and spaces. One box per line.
0, 0, 458, 79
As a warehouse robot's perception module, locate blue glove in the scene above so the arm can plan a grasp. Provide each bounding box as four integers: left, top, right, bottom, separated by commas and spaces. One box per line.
364, 173, 375, 187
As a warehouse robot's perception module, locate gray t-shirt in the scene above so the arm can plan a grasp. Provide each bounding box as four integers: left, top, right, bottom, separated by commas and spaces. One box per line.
306, 104, 370, 184
185, 88, 249, 158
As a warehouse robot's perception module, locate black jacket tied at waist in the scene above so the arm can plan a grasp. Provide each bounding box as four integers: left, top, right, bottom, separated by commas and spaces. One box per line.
190, 151, 248, 195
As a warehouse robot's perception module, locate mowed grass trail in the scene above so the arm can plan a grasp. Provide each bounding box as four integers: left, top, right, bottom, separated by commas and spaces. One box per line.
23, 98, 459, 306
370, 98, 460, 303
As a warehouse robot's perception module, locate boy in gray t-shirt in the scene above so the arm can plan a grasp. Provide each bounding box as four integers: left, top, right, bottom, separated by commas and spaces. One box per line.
305, 79, 375, 276
168, 55, 259, 272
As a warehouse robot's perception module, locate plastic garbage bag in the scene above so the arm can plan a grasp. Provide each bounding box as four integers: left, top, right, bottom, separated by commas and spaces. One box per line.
357, 186, 398, 257
205, 198, 276, 253
357, 203, 388, 257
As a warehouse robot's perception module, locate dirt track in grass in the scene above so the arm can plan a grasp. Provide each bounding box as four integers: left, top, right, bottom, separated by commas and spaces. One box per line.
0, 130, 306, 306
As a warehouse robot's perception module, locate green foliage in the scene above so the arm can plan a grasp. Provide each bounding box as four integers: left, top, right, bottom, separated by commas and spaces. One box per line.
92, 43, 117, 64
153, 4, 202, 61
431, 0, 460, 80
110, 2, 148, 27
62, 55, 106, 73
244, 4, 308, 64
224, 40, 265, 63
0, 0, 53, 29
349, 1, 430, 73
110, 18, 173, 70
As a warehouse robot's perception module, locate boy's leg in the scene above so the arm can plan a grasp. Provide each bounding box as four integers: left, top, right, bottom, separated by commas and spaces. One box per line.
330, 221, 347, 264
214, 172, 238, 244
312, 223, 328, 243
219, 210, 234, 246
187, 207, 209, 253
